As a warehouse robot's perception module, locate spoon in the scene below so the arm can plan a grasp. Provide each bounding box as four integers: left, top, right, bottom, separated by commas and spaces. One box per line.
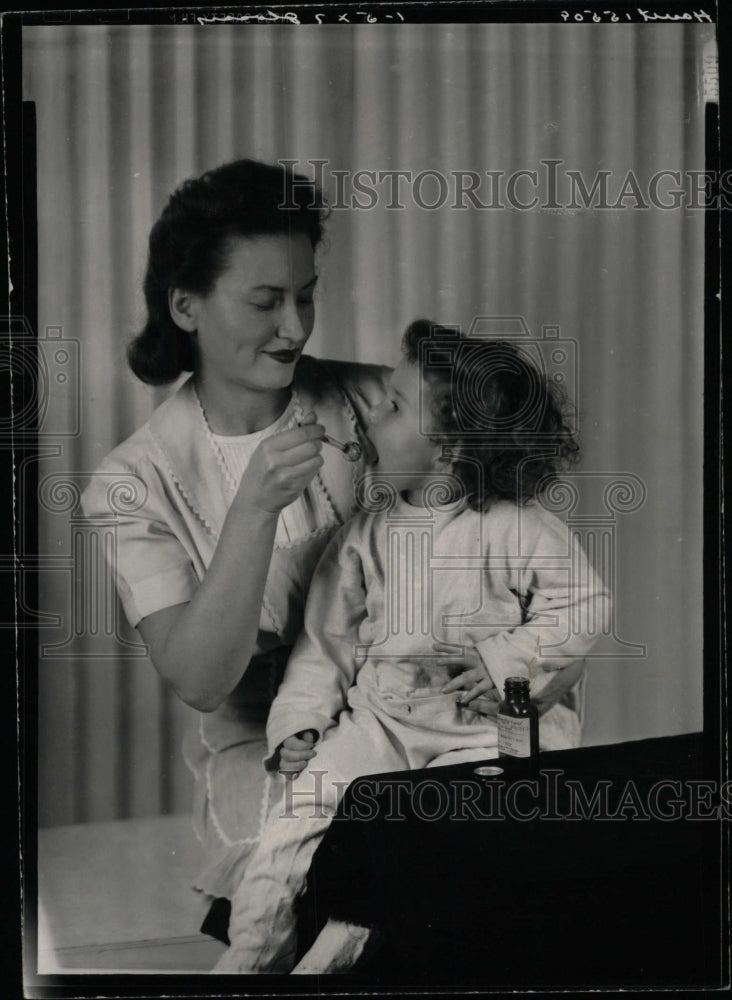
323, 434, 363, 462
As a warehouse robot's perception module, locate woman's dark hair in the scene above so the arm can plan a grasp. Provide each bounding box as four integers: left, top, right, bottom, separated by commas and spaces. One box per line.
128, 159, 329, 385
402, 319, 580, 511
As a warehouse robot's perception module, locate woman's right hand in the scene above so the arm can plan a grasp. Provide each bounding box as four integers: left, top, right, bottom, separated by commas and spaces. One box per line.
236, 411, 325, 514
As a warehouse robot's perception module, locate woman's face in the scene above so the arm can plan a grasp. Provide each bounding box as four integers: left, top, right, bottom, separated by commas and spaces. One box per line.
177, 232, 317, 394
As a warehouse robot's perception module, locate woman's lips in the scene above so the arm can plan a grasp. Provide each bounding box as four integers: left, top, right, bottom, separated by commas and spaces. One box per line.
263, 349, 299, 363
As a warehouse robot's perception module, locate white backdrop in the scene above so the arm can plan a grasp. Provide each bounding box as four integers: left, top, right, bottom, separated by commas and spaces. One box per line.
23, 22, 708, 826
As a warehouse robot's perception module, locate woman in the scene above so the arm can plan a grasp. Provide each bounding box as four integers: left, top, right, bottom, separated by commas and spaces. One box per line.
81, 159, 390, 932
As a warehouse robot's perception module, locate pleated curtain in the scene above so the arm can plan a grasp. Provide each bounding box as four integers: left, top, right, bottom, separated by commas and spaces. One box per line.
23, 23, 709, 826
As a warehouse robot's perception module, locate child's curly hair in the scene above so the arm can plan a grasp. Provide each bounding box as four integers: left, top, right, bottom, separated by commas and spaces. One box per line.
402, 319, 580, 511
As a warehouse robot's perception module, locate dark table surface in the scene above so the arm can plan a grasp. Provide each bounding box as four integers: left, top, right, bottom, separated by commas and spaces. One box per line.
297, 732, 725, 989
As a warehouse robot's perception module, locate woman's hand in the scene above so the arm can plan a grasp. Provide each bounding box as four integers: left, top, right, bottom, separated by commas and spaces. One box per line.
236, 411, 325, 515
437, 641, 498, 707
277, 729, 319, 778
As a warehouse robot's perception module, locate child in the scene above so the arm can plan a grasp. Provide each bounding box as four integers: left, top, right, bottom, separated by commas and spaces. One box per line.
214, 320, 611, 974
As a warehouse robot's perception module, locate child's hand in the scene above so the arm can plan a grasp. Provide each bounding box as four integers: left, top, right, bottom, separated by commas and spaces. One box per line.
277, 729, 318, 778
436, 641, 497, 707
464, 691, 502, 717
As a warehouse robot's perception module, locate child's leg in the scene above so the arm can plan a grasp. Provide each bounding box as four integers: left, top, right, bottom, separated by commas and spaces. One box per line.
213, 709, 405, 974
291, 917, 382, 974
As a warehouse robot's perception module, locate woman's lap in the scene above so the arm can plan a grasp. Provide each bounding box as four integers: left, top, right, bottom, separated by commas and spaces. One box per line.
185, 733, 285, 900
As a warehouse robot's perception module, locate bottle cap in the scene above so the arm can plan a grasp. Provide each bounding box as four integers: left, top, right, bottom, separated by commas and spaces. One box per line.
474, 765, 504, 778
504, 676, 530, 695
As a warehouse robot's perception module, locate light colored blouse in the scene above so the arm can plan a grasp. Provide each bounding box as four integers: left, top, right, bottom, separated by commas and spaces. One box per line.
82, 357, 389, 644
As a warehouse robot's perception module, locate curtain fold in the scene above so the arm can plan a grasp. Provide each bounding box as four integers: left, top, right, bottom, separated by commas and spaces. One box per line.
23, 23, 708, 825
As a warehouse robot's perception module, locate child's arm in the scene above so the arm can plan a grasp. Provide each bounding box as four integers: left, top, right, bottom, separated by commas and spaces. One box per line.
440, 643, 588, 713
264, 520, 368, 771
276, 730, 318, 777
472, 503, 612, 699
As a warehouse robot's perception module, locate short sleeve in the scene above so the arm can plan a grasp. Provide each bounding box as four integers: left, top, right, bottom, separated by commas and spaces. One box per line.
81, 457, 200, 628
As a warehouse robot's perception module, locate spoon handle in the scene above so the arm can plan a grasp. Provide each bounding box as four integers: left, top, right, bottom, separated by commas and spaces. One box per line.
322, 433, 349, 453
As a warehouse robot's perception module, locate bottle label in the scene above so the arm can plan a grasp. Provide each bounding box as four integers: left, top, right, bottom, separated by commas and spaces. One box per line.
497, 713, 532, 758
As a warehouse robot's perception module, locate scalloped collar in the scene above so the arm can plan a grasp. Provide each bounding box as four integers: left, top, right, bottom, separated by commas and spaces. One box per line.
146, 360, 364, 539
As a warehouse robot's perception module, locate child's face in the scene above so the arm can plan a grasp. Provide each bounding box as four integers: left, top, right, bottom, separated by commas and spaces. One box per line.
366, 359, 443, 491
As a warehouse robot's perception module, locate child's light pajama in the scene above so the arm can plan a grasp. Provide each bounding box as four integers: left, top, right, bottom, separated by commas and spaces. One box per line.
214, 496, 611, 973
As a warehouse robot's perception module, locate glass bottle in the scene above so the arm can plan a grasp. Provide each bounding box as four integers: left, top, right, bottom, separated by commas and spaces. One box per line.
497, 677, 539, 758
